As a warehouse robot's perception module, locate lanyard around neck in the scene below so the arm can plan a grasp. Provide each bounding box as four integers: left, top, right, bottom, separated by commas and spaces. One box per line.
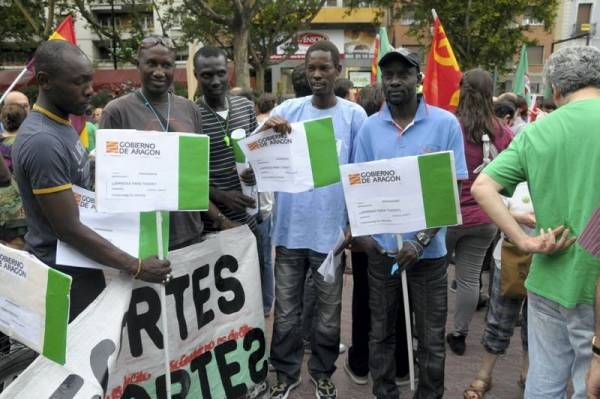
139, 89, 171, 132
202, 96, 232, 146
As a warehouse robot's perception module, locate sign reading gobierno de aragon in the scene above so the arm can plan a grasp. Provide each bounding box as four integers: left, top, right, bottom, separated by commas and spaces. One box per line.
95, 129, 210, 213
0, 244, 71, 364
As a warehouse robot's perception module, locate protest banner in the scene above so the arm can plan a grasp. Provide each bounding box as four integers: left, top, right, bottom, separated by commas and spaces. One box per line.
0, 245, 71, 365
95, 129, 210, 213
56, 186, 169, 270
341, 151, 461, 236
1, 227, 267, 399
238, 116, 340, 193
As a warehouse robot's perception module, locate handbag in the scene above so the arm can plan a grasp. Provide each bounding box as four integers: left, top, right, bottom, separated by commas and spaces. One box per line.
500, 239, 532, 298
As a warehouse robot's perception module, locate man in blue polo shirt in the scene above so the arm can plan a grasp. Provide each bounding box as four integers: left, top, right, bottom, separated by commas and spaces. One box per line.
353, 48, 467, 399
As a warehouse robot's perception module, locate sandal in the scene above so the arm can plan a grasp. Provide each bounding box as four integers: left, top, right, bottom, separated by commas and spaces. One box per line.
463, 377, 492, 399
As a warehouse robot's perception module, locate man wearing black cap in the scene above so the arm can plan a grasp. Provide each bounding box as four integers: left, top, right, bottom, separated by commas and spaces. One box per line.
352, 48, 468, 398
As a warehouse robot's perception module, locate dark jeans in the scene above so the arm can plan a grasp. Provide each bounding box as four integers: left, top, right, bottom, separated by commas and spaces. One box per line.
368, 253, 447, 399
348, 251, 409, 378
302, 269, 317, 342
270, 246, 343, 384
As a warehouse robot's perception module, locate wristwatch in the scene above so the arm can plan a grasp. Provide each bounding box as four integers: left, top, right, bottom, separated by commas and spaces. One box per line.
415, 231, 432, 247
593, 336, 600, 356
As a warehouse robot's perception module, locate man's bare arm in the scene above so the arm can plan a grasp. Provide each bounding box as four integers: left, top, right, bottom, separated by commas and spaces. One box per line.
471, 173, 575, 254
36, 189, 171, 283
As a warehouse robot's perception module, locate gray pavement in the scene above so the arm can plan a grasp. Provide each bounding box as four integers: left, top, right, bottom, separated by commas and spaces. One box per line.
264, 266, 526, 398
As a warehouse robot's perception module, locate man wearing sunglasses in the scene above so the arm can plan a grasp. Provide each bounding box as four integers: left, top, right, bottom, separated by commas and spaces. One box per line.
100, 35, 211, 250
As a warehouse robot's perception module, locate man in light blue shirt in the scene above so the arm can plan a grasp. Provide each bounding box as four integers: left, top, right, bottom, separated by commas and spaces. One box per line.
353, 48, 467, 398
262, 40, 367, 399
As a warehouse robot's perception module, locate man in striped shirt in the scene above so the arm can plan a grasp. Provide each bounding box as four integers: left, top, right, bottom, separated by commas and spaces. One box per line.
193, 47, 259, 233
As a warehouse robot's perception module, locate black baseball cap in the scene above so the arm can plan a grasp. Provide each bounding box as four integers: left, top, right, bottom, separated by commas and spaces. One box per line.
378, 47, 420, 71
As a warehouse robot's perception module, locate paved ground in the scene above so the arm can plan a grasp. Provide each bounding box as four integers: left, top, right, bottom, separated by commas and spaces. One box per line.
264, 266, 526, 399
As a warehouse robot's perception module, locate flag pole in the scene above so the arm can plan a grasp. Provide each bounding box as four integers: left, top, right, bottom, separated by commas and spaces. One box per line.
156, 211, 172, 398
0, 66, 29, 106
396, 235, 416, 391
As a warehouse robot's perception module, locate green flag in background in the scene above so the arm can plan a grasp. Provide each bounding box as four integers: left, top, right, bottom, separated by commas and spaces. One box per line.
376, 27, 393, 82
513, 44, 531, 106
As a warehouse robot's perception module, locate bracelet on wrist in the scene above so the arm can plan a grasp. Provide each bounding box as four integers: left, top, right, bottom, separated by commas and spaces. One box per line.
133, 258, 142, 279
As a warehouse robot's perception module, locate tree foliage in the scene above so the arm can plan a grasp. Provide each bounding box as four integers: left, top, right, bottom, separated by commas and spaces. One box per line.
347, 0, 559, 73
2, 0, 169, 66
172, 0, 325, 92
68, 0, 170, 64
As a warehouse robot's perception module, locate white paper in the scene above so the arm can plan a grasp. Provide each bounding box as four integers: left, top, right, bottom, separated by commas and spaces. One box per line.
95, 129, 199, 212
0, 296, 42, 345
56, 186, 141, 270
341, 157, 426, 236
238, 119, 333, 193
317, 229, 346, 283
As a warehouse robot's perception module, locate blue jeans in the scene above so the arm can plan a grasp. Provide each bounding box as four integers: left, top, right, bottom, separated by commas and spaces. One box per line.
256, 215, 274, 314
270, 247, 343, 384
526, 292, 593, 399
368, 253, 447, 399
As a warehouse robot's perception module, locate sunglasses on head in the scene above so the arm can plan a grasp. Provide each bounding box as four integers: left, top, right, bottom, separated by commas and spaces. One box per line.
140, 36, 176, 50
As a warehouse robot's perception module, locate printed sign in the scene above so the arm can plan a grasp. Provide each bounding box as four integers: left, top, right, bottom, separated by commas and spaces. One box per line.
239, 117, 340, 193
1, 227, 267, 399
95, 129, 209, 213
0, 245, 71, 364
56, 186, 169, 270
341, 152, 461, 236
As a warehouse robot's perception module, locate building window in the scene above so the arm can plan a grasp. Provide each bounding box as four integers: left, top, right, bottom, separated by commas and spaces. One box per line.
522, 11, 543, 26
575, 3, 593, 34
530, 82, 541, 94
527, 45, 544, 65
399, 10, 415, 25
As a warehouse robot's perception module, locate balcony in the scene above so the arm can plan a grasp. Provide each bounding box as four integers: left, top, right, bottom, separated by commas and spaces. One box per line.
89, 1, 152, 13
312, 7, 385, 24
572, 22, 597, 36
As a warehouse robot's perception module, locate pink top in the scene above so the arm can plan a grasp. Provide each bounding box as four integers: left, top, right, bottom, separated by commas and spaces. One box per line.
459, 122, 513, 227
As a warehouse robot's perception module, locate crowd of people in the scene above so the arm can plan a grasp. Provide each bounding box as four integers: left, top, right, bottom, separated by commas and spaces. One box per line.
0, 35, 599, 399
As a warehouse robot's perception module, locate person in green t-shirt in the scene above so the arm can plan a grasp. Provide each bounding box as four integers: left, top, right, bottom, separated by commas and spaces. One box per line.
471, 46, 600, 399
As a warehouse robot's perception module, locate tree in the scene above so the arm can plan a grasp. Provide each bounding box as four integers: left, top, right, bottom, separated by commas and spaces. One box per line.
68, 0, 170, 65
0, 0, 57, 61
346, 0, 559, 73
3, 0, 169, 67
173, 0, 325, 92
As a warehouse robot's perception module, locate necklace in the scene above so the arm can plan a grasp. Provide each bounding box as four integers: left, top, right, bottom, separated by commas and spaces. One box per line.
139, 89, 171, 132
202, 96, 231, 146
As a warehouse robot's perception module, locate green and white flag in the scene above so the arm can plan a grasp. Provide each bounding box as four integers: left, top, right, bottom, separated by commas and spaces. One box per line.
239, 117, 341, 193
56, 186, 169, 270
341, 151, 461, 236
95, 129, 209, 213
0, 244, 71, 364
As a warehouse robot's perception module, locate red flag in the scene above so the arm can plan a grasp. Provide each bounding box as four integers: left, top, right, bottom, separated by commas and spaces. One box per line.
48, 16, 88, 141
423, 15, 462, 112
48, 15, 77, 44
371, 34, 380, 84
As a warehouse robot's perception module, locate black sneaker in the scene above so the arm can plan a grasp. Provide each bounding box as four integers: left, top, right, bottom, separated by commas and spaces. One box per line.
269, 379, 301, 399
446, 332, 466, 355
311, 376, 337, 399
